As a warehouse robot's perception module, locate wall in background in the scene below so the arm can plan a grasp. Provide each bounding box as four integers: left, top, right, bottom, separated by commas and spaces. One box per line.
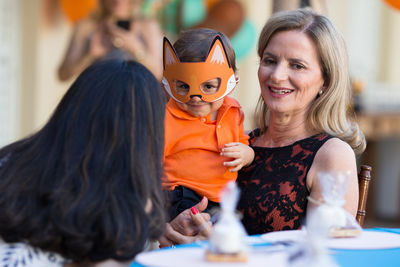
0, 0, 20, 147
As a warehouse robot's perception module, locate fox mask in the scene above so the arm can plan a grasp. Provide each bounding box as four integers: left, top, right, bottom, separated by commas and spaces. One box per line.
162, 36, 237, 103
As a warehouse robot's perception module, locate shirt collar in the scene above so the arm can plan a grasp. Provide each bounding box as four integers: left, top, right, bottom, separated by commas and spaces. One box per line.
166, 97, 240, 120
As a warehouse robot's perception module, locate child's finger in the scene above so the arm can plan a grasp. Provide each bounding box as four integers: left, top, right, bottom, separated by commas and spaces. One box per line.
229, 165, 243, 172
223, 158, 241, 167
221, 146, 239, 153
221, 151, 241, 158
223, 142, 240, 147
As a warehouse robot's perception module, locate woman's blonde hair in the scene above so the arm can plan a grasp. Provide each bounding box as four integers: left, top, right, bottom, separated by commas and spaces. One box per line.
255, 8, 365, 155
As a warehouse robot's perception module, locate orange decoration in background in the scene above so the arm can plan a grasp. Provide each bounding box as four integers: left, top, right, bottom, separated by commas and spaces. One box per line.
60, 0, 97, 23
205, 0, 220, 10
384, 0, 400, 11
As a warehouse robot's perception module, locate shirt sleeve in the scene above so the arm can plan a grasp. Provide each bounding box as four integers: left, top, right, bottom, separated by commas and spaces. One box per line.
238, 108, 249, 145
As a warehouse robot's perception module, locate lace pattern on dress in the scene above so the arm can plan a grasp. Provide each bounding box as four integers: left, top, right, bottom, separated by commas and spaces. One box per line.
0, 239, 69, 267
236, 129, 333, 235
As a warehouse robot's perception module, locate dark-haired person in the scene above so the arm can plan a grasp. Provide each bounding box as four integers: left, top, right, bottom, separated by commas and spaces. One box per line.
0, 58, 166, 266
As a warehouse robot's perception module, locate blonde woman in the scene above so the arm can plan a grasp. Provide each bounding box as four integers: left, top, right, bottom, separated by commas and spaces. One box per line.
236, 8, 365, 234
159, 8, 366, 245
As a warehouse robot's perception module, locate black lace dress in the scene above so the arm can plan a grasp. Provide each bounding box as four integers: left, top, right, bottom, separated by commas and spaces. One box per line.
237, 129, 333, 235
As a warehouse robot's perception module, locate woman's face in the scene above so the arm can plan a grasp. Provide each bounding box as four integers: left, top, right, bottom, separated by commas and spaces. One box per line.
103, 0, 133, 18
258, 30, 325, 116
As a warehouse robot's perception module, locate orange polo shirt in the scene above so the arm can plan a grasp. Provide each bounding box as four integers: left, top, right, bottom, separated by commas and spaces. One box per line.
163, 96, 249, 202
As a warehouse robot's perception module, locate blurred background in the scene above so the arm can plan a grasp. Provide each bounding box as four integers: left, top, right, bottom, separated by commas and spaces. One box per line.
1, 0, 400, 228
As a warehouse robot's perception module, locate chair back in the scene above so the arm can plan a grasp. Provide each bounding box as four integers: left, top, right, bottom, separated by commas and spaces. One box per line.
356, 165, 372, 227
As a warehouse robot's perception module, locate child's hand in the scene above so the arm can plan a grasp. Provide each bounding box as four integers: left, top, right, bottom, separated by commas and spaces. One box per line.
221, 142, 255, 172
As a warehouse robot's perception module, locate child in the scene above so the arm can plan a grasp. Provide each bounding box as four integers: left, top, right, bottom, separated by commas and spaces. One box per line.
162, 28, 254, 220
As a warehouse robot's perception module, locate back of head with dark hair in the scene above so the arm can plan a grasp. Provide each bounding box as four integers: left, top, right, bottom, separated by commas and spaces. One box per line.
173, 28, 237, 72
0, 58, 166, 263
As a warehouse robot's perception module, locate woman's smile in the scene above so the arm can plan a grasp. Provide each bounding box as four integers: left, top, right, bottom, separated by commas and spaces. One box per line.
268, 85, 294, 97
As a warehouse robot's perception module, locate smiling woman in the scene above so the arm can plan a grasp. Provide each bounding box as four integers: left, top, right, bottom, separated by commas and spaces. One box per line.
158, 8, 367, 245
258, 30, 325, 115
236, 8, 366, 235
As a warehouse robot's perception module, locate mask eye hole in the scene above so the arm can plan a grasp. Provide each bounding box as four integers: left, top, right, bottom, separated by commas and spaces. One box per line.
174, 80, 190, 96
200, 78, 220, 95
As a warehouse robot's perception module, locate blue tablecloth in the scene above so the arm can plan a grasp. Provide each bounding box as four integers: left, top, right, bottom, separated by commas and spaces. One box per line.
131, 228, 400, 267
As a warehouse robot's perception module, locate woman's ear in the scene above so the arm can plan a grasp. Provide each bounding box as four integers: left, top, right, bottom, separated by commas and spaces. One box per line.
318, 85, 328, 96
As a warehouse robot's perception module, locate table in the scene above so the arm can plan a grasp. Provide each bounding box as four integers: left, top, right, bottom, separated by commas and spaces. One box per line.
131, 228, 400, 267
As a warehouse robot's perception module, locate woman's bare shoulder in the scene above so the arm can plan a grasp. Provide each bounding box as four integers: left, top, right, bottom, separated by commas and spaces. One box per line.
307, 137, 357, 190
316, 137, 355, 166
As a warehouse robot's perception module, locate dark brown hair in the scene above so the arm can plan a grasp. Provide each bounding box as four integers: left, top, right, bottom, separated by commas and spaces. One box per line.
173, 28, 237, 72
0, 59, 166, 263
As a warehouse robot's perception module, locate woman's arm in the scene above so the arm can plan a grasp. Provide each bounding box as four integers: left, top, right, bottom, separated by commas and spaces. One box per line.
306, 137, 359, 216
58, 19, 110, 81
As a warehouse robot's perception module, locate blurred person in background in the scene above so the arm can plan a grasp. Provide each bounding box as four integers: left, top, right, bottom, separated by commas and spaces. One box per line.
0, 59, 166, 266
272, 0, 328, 14
150, 0, 256, 61
58, 0, 163, 81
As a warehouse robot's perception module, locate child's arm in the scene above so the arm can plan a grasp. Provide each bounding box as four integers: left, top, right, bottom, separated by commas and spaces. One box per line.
221, 143, 255, 172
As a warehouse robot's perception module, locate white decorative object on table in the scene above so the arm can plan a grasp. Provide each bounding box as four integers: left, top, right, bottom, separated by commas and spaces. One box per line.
206, 181, 249, 262
307, 171, 362, 237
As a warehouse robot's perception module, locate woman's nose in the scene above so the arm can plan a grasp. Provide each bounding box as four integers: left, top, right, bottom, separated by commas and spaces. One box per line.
270, 63, 288, 83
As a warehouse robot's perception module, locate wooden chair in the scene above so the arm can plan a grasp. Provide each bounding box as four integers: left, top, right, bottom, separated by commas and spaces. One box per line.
356, 165, 372, 227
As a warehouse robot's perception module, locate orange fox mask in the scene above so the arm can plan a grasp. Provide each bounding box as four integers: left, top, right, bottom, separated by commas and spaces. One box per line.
162, 36, 237, 103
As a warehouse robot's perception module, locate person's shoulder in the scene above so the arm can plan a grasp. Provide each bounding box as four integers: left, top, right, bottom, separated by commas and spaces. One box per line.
135, 17, 161, 30
307, 137, 357, 190
314, 137, 355, 169
224, 96, 241, 107
319, 137, 354, 157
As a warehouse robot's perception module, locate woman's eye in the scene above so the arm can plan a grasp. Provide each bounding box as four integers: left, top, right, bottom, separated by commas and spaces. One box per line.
263, 57, 276, 65
292, 63, 305, 70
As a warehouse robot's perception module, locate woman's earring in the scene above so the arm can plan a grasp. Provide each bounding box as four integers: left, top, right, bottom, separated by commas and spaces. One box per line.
318, 90, 323, 96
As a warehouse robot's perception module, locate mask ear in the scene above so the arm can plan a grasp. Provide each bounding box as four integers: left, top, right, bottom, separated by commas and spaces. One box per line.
163, 37, 180, 70
205, 35, 232, 69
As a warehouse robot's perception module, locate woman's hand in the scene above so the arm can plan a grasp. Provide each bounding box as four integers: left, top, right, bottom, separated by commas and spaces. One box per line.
158, 197, 212, 248
107, 21, 144, 56
107, 19, 163, 80
221, 142, 255, 172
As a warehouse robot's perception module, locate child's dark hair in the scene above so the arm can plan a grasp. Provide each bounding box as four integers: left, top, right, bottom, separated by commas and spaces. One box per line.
173, 28, 237, 72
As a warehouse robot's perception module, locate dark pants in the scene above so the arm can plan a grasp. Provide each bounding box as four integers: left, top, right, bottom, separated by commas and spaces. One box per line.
165, 186, 219, 221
